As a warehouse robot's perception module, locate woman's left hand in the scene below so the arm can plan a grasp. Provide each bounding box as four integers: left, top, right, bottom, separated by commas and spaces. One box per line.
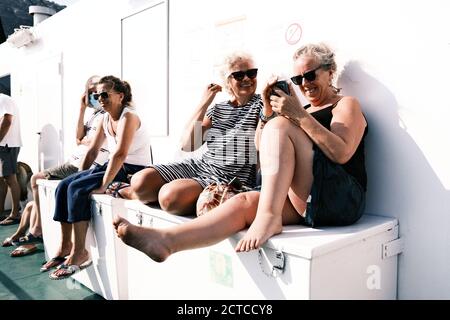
270, 83, 306, 123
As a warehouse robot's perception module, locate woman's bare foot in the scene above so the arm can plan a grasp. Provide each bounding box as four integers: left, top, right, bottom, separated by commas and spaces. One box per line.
235, 213, 283, 252
113, 215, 171, 262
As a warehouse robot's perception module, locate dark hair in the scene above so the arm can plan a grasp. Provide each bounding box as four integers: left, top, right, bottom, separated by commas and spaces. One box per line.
99, 75, 133, 106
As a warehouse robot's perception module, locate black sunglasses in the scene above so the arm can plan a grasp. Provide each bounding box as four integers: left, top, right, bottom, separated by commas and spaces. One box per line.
229, 68, 258, 81
93, 91, 109, 100
291, 65, 327, 85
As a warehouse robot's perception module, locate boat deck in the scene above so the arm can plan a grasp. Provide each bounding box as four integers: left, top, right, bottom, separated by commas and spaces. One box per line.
0, 213, 103, 300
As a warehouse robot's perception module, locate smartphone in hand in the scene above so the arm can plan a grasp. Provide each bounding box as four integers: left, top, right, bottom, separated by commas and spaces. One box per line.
271, 80, 290, 96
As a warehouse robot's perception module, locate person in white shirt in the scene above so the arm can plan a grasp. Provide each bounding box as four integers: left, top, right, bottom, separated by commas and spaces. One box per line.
0, 93, 22, 226
2, 76, 109, 261
47, 75, 151, 279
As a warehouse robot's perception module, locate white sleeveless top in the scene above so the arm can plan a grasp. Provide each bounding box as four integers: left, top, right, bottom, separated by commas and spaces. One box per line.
70, 109, 109, 167
103, 107, 151, 166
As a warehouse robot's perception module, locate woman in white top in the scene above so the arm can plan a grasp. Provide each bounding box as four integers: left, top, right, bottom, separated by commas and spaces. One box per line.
48, 75, 151, 280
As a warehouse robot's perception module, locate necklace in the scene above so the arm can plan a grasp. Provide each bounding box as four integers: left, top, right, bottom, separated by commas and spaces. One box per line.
109, 118, 117, 136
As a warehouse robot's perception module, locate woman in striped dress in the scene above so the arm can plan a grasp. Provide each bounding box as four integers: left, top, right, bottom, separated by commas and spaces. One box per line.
119, 52, 262, 215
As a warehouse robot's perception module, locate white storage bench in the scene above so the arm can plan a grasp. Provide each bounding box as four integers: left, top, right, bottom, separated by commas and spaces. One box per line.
37, 179, 129, 299
38, 179, 402, 300
124, 201, 402, 300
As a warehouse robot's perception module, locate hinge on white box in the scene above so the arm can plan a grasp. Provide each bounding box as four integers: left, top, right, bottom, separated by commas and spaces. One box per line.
382, 238, 404, 259
258, 248, 285, 278
136, 212, 143, 226
148, 216, 153, 227
96, 203, 102, 216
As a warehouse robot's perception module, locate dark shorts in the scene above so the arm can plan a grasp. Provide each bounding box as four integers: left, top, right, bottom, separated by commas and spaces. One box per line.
0, 146, 20, 177
43, 162, 79, 180
254, 148, 365, 227
303, 148, 365, 227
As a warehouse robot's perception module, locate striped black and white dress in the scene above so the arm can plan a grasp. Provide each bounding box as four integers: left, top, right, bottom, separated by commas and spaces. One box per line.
152, 94, 262, 188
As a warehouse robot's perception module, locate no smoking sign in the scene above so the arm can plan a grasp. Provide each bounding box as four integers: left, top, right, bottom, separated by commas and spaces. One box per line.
285, 23, 302, 45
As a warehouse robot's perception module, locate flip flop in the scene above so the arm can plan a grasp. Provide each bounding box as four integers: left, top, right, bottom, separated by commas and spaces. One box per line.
0, 216, 21, 226
40, 256, 67, 272
10, 244, 38, 257
49, 258, 93, 280
2, 237, 16, 247
12, 232, 43, 245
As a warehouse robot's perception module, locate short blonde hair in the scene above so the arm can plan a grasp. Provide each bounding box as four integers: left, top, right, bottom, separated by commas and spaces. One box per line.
293, 43, 340, 92
219, 51, 255, 95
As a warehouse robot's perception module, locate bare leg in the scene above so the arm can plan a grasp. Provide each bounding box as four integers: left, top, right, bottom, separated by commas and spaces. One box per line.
40, 222, 72, 270
5, 174, 21, 218
29, 173, 45, 236
113, 191, 260, 262
54, 222, 73, 257
9, 201, 34, 240
64, 221, 90, 266
28, 201, 42, 237
119, 168, 166, 202
236, 117, 314, 251
158, 179, 203, 215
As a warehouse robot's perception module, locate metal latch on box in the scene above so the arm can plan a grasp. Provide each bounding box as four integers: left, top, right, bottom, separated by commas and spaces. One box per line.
136, 212, 143, 226
95, 203, 102, 216
382, 238, 404, 259
136, 211, 153, 227
258, 248, 286, 278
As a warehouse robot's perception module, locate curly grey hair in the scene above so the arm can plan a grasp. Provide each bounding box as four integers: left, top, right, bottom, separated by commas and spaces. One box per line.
219, 51, 255, 96
293, 43, 341, 93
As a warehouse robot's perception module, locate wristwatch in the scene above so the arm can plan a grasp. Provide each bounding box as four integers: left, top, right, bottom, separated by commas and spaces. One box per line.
259, 109, 277, 123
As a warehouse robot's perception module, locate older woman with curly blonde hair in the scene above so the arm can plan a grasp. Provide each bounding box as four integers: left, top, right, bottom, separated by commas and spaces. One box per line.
118, 51, 262, 215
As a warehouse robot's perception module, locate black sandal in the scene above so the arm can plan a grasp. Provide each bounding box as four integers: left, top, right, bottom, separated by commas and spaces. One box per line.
40, 256, 67, 272
105, 182, 130, 198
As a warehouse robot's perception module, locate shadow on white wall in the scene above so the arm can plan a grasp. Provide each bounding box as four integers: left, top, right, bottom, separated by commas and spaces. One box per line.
338, 60, 450, 298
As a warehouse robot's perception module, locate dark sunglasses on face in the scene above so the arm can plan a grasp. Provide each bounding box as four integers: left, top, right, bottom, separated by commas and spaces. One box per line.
291, 65, 327, 85
229, 68, 258, 81
93, 91, 109, 100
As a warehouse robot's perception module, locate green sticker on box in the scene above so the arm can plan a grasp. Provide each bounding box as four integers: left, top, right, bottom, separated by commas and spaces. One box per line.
209, 250, 233, 287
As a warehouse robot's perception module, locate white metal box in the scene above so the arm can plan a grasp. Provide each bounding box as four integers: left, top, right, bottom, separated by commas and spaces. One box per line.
37, 179, 129, 299
124, 200, 401, 300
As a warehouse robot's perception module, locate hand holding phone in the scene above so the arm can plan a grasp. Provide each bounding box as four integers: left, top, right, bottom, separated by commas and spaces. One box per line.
271, 80, 290, 96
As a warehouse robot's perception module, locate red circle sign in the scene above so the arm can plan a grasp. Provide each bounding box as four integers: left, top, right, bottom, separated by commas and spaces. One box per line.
285, 23, 302, 45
